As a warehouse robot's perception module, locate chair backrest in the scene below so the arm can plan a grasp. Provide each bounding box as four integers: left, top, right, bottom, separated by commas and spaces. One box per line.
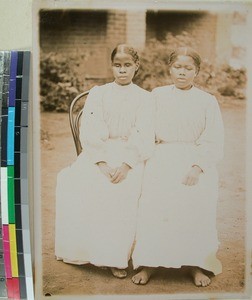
69, 90, 89, 156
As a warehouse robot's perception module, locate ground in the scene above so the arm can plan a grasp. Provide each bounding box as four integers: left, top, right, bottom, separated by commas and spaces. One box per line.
40, 99, 247, 298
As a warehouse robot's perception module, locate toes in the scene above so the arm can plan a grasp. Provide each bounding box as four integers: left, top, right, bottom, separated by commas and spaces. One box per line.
116, 270, 127, 278
202, 278, 211, 287
110, 267, 127, 278
194, 277, 211, 287
132, 275, 141, 284
132, 268, 154, 285
191, 267, 211, 288
194, 279, 201, 287
132, 273, 148, 285
139, 278, 148, 285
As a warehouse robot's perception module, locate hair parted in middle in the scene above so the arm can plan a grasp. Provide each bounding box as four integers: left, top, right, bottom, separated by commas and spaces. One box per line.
111, 44, 140, 64
168, 47, 202, 74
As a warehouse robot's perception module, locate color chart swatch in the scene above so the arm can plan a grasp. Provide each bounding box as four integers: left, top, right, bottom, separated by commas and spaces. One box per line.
0, 51, 34, 299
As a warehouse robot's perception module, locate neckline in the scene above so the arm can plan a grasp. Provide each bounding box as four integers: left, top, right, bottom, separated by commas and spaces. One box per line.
112, 81, 133, 89
172, 84, 194, 93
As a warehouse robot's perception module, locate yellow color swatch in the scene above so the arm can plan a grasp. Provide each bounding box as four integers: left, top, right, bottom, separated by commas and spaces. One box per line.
9, 224, 19, 277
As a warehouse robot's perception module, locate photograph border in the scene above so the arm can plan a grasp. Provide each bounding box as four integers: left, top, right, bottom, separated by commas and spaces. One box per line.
32, 1, 252, 299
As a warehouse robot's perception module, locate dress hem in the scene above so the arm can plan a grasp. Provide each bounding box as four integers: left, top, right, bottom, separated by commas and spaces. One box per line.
56, 256, 129, 269
133, 262, 222, 276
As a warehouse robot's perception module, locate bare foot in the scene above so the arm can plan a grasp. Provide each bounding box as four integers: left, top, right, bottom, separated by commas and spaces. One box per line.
110, 267, 127, 278
190, 267, 211, 287
132, 267, 155, 285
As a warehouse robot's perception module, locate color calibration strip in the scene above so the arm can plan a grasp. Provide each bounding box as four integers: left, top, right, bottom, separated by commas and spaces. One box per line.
0, 51, 34, 299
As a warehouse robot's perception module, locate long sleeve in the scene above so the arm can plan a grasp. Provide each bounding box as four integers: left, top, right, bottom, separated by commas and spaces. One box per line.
194, 96, 224, 172
79, 86, 109, 164
123, 93, 155, 168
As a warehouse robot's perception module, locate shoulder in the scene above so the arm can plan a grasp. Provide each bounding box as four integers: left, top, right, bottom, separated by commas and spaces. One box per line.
132, 84, 152, 107
87, 83, 113, 103
192, 87, 221, 111
152, 84, 174, 96
151, 85, 174, 107
89, 83, 111, 94
132, 84, 150, 96
193, 86, 218, 103
84, 84, 108, 108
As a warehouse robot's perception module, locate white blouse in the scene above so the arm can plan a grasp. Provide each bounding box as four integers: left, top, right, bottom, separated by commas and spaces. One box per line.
79, 82, 155, 167
152, 85, 224, 171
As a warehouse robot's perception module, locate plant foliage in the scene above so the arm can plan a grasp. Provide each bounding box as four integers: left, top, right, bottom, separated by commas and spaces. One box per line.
40, 32, 246, 112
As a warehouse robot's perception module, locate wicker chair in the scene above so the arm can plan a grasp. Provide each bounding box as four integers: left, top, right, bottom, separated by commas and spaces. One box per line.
69, 90, 89, 156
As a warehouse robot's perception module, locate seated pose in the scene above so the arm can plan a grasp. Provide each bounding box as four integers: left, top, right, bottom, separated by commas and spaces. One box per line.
132, 47, 224, 287
55, 44, 155, 279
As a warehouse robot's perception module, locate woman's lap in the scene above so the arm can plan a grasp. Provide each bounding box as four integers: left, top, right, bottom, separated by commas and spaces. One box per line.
55, 149, 144, 266
133, 143, 220, 273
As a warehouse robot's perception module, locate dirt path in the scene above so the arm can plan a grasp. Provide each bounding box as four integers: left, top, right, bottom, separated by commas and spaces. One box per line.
40, 100, 246, 297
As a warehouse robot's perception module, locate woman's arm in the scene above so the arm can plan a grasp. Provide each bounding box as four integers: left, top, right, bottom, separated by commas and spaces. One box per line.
194, 96, 224, 172
79, 86, 109, 164
182, 96, 224, 186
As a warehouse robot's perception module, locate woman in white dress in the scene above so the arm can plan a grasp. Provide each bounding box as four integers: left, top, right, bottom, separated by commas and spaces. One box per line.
55, 44, 155, 278
132, 47, 224, 286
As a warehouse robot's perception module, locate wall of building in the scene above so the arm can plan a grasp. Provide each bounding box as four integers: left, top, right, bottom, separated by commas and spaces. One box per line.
40, 10, 129, 78
40, 10, 107, 51
146, 11, 217, 63
229, 11, 247, 68
39, 8, 247, 81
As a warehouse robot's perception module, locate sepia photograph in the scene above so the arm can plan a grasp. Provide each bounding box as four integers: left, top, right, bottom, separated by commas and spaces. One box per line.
33, 1, 252, 299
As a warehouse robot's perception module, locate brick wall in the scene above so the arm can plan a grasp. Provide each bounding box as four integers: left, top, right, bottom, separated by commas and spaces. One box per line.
40, 9, 129, 79
40, 9, 241, 83
126, 11, 146, 49
106, 10, 127, 49
106, 10, 127, 78
146, 11, 217, 63
40, 10, 107, 52
40, 10, 109, 79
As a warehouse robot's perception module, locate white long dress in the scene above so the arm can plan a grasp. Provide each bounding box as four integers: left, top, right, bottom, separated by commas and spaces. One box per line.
132, 85, 224, 275
55, 82, 154, 269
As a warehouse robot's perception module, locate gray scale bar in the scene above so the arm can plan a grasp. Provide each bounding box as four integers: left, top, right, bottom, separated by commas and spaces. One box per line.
21, 204, 29, 230
0, 251, 4, 264
0, 277, 7, 298
0, 52, 4, 74
22, 230, 31, 254
20, 101, 29, 127
21, 52, 30, 101
21, 179, 28, 204
2, 52, 10, 75
19, 276, 27, 299
0, 263, 4, 276
20, 152, 27, 179
20, 127, 28, 153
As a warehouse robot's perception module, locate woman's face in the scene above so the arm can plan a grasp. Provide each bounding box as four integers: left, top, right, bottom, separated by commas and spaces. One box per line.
170, 55, 197, 90
112, 52, 139, 86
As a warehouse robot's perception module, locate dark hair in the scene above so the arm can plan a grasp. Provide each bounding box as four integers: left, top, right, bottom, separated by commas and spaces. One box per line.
111, 44, 140, 64
168, 47, 201, 74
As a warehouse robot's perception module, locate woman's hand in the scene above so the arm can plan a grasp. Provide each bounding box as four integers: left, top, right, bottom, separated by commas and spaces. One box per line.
111, 163, 131, 184
182, 165, 203, 186
97, 162, 115, 180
